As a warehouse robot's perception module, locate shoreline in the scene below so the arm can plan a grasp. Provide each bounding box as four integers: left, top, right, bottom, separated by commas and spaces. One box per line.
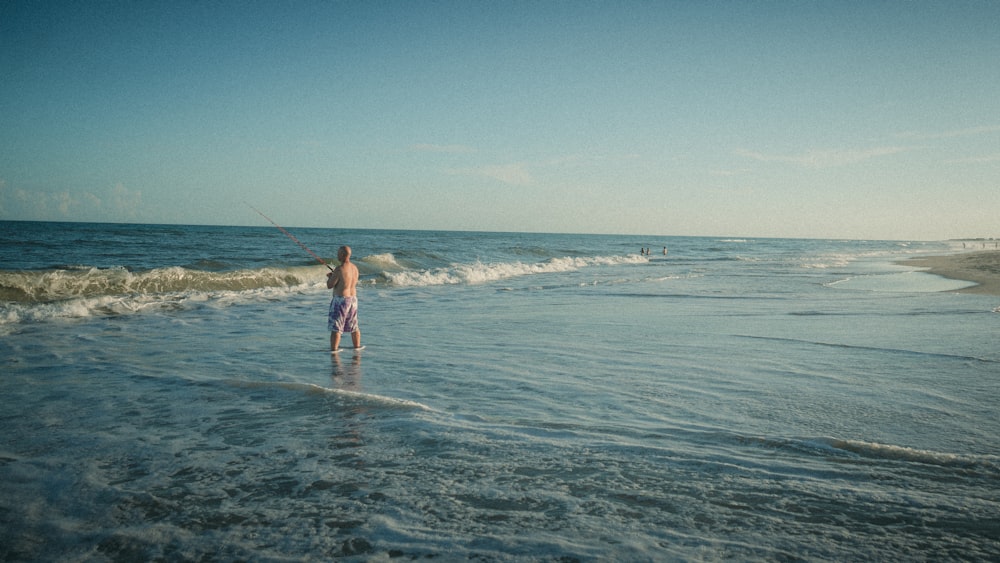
901, 250, 1000, 296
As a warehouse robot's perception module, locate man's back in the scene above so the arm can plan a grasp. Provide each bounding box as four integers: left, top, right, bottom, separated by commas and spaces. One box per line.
333, 261, 358, 297
328, 245, 359, 297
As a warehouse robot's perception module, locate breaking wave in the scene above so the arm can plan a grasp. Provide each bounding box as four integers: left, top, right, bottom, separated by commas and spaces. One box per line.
0, 265, 318, 304
1, 253, 647, 327
382, 255, 647, 287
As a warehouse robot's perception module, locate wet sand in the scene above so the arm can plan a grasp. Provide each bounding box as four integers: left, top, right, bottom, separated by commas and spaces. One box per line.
903, 251, 1000, 296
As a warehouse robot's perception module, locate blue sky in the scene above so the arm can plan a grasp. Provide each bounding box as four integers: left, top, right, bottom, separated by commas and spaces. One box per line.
2, 1, 998, 240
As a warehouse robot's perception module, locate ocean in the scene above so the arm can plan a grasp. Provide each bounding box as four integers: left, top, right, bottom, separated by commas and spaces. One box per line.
1, 220, 998, 561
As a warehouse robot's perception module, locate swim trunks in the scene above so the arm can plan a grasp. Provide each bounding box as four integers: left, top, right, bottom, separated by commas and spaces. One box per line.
327, 295, 359, 333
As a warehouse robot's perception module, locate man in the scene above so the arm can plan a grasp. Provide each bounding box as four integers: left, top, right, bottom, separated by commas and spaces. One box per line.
326, 245, 362, 353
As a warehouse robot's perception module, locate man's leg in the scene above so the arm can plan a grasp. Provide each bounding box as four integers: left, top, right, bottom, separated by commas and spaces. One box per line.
331, 331, 342, 352
351, 329, 361, 349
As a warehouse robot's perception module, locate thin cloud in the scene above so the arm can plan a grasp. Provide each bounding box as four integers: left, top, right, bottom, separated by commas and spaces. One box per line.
410, 143, 477, 154
4, 187, 70, 218
735, 146, 910, 168
944, 152, 1000, 164
110, 183, 142, 220
709, 168, 753, 177
895, 125, 1000, 140
447, 163, 534, 186
0, 182, 142, 221
55, 191, 73, 215
544, 153, 641, 167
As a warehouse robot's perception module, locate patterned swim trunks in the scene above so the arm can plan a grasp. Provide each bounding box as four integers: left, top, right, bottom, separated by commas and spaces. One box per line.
327, 295, 359, 333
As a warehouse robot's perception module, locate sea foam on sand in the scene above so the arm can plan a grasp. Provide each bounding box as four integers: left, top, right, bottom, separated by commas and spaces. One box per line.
903, 251, 1000, 296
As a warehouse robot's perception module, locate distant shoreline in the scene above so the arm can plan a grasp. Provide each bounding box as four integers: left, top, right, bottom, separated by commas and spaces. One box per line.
901, 251, 1000, 296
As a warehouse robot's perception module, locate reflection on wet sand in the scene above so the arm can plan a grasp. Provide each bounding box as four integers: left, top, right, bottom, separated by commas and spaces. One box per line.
331, 352, 363, 392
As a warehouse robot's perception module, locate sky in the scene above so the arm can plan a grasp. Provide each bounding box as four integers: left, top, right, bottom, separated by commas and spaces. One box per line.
1, 1, 998, 240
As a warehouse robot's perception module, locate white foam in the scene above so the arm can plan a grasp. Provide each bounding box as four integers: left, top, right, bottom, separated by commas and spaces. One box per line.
1, 265, 318, 303
360, 253, 405, 271
800, 255, 852, 269
0, 280, 316, 330
826, 271, 977, 293
817, 437, 1000, 471
225, 380, 436, 411
383, 255, 646, 287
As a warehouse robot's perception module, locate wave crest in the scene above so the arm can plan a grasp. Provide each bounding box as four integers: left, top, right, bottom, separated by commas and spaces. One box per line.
357, 253, 407, 272
382, 255, 646, 287
815, 437, 1000, 472
0, 265, 317, 304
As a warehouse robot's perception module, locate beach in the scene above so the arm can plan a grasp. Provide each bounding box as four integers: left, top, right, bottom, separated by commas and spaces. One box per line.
2, 223, 999, 561
904, 250, 1000, 296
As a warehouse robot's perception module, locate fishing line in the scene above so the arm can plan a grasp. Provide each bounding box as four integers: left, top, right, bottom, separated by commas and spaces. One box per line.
247, 203, 334, 271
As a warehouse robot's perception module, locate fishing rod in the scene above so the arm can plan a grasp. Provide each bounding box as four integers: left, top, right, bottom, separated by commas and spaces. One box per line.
247, 203, 334, 272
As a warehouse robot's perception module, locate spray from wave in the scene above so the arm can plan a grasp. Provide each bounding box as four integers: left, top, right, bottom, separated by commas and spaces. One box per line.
0, 265, 323, 330
381, 255, 647, 287
1, 253, 647, 327
0, 265, 318, 304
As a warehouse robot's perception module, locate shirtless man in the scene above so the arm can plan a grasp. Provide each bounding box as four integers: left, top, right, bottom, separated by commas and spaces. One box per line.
326, 245, 362, 353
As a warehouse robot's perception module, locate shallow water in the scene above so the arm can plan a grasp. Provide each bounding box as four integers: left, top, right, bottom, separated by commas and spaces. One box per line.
1, 222, 998, 560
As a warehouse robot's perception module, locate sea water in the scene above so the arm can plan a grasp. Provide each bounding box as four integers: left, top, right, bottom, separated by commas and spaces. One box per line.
1, 221, 998, 561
